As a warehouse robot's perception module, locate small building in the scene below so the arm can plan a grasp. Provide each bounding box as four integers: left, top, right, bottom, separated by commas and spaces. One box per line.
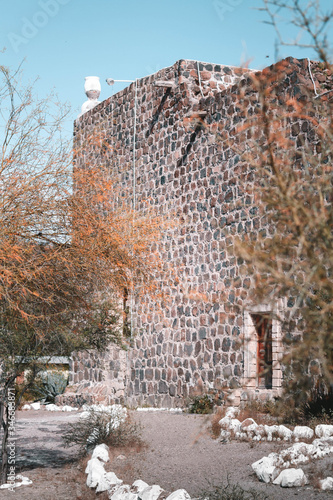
60, 57, 331, 408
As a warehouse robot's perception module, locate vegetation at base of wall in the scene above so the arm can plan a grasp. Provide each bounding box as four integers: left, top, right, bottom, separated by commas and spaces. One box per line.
299, 389, 333, 427
235, 401, 277, 427
16, 369, 68, 406
188, 395, 214, 414
187, 391, 223, 414
198, 478, 270, 500
240, 388, 333, 427
62, 409, 143, 454
29, 370, 68, 404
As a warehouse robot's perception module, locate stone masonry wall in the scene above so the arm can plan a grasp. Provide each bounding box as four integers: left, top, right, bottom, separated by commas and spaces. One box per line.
58, 345, 127, 406
67, 57, 332, 408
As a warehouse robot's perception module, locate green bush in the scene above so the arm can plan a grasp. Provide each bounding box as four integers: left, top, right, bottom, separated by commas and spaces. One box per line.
188, 394, 215, 414
31, 370, 68, 403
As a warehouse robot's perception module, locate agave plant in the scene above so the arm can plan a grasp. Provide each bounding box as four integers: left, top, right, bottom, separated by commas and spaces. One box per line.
33, 370, 68, 403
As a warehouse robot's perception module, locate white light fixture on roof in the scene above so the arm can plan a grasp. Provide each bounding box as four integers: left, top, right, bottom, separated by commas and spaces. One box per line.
78, 76, 101, 117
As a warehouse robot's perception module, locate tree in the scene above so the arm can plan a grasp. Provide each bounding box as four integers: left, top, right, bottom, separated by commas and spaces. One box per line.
0, 65, 165, 484
260, 0, 333, 63
226, 1, 333, 406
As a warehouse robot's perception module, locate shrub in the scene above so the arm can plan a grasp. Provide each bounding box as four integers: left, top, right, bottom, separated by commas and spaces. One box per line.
300, 387, 333, 426
62, 407, 142, 454
188, 394, 214, 414
30, 370, 68, 404
239, 388, 333, 427
211, 407, 224, 439
199, 479, 269, 500
188, 390, 223, 414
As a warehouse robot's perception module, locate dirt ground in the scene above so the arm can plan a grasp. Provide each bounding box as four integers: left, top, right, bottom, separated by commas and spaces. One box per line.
0, 409, 332, 500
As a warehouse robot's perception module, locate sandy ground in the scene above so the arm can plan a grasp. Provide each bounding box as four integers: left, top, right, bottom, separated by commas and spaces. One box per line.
0, 409, 331, 500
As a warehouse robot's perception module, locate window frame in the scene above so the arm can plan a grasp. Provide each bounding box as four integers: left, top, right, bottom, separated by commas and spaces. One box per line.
243, 301, 284, 395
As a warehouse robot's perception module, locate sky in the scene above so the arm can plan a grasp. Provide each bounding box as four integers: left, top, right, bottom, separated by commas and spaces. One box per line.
1, 0, 332, 136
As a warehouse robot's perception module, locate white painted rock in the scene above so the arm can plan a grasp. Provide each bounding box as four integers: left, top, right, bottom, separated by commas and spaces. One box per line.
278, 425, 293, 440
311, 437, 333, 458
132, 480, 150, 494
245, 423, 258, 436
110, 484, 138, 500
79, 411, 90, 419
92, 443, 110, 463
97, 472, 122, 493
251, 456, 277, 483
219, 430, 231, 442
315, 424, 333, 438
293, 426, 314, 440
106, 472, 123, 487
254, 424, 265, 438
30, 402, 40, 410
278, 441, 315, 468
273, 468, 308, 487
166, 489, 191, 500
22, 404, 31, 410
283, 441, 313, 457
85, 458, 106, 488
62, 405, 78, 412
264, 424, 279, 441
225, 406, 238, 418
140, 484, 164, 500
45, 404, 58, 411
319, 477, 333, 491
96, 474, 112, 493
16, 475, 32, 485
136, 407, 158, 412
240, 418, 257, 430
229, 418, 241, 433
218, 416, 231, 429
0, 475, 32, 489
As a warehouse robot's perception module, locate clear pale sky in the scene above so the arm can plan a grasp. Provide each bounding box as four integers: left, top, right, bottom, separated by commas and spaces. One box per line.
1, 0, 332, 134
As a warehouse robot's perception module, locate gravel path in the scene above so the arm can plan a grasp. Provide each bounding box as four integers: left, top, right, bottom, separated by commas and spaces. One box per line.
122, 411, 329, 499
0, 409, 330, 499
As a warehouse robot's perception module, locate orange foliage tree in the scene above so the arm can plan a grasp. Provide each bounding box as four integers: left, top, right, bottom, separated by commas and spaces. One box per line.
0, 65, 165, 484
234, 60, 332, 401
215, 1, 333, 408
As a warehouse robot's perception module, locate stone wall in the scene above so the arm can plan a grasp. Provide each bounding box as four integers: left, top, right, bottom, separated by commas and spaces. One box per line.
66, 57, 332, 408
58, 345, 127, 406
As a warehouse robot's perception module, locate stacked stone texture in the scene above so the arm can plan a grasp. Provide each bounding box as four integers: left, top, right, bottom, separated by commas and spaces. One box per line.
67, 58, 332, 407
57, 345, 127, 406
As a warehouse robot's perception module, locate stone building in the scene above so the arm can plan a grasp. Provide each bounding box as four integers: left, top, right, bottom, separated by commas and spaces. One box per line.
60, 57, 332, 408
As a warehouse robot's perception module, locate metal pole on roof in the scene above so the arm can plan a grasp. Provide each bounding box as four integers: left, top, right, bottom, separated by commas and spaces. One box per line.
133, 79, 137, 211
106, 77, 138, 339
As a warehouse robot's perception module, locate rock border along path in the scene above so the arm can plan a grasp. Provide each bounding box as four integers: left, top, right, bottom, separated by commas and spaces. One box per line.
2, 404, 332, 498
219, 407, 333, 491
